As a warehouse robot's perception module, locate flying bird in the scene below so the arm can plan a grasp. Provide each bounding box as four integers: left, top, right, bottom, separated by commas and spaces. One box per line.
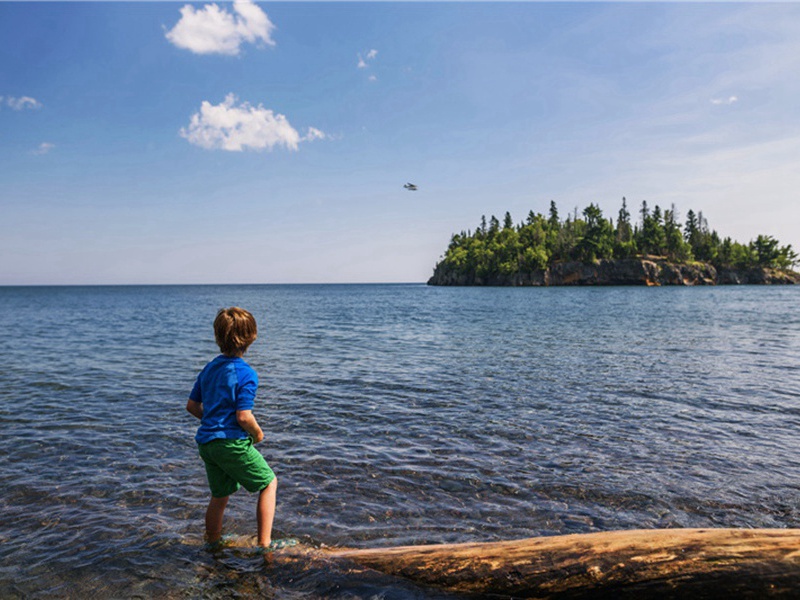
404, 183, 418, 191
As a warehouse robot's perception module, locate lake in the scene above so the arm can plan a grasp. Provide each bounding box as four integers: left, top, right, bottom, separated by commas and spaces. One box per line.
1, 283, 799, 598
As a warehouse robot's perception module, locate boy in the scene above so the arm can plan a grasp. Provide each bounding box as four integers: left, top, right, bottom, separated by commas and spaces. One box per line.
186, 307, 286, 551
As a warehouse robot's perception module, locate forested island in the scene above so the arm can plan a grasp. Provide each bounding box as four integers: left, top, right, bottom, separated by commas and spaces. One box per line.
428, 199, 799, 286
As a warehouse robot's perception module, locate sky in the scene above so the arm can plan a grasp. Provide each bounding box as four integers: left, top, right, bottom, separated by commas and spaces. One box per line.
1, 1, 799, 285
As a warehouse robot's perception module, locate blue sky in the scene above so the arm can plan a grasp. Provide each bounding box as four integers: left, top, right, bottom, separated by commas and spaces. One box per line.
1, 1, 799, 285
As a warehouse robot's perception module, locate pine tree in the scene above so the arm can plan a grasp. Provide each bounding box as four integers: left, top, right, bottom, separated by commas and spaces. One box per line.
548, 201, 559, 229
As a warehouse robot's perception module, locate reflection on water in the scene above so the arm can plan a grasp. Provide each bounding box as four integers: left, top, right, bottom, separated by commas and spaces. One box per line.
1, 284, 799, 598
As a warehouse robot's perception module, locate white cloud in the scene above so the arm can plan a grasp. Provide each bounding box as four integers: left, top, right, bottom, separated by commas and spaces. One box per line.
368, 75, 378, 82
357, 48, 378, 69
303, 127, 326, 142
2, 95, 42, 110
165, 0, 275, 56
710, 95, 738, 105
180, 93, 324, 152
32, 142, 55, 155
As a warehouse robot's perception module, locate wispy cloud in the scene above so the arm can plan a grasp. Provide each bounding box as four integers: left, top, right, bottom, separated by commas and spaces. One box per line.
180, 93, 324, 152
165, 0, 275, 56
303, 127, 326, 142
357, 49, 379, 83
710, 95, 738, 105
1, 95, 42, 110
357, 48, 378, 69
32, 142, 55, 155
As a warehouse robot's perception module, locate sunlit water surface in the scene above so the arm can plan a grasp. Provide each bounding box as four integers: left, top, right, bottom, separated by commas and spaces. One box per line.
1, 284, 799, 598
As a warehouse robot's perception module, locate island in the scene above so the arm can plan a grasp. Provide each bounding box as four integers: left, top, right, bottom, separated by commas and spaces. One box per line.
428, 199, 799, 286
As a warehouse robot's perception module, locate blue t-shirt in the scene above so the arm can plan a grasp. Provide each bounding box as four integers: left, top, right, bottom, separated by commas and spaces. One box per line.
189, 355, 258, 445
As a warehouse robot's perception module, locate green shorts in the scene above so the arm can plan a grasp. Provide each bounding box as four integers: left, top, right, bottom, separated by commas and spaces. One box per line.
198, 437, 276, 498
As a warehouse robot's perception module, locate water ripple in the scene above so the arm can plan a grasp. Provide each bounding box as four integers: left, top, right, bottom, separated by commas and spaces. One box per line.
1, 284, 799, 597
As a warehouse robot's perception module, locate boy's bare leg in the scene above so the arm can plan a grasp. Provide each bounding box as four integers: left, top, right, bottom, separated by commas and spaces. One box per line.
205, 496, 229, 543
257, 478, 277, 547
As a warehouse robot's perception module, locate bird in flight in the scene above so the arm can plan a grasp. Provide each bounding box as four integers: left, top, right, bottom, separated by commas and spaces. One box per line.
404, 183, 418, 191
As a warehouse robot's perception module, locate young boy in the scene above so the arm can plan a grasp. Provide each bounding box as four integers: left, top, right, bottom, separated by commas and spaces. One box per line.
186, 307, 284, 551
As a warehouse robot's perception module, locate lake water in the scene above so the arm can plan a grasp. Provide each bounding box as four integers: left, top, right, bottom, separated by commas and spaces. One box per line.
1, 284, 799, 598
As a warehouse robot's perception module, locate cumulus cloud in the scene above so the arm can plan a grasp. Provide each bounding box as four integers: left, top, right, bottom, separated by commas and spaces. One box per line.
32, 142, 55, 155
366, 49, 378, 60
2, 95, 42, 110
180, 93, 324, 152
165, 0, 275, 56
711, 95, 738, 105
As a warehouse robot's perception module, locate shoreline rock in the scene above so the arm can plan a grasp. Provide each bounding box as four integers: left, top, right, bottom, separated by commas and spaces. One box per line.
427, 258, 800, 286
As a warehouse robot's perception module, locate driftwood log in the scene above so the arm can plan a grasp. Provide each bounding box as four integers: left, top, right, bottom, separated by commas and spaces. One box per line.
321, 528, 800, 598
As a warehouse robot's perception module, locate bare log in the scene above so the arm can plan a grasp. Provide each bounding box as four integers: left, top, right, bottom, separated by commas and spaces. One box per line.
325, 528, 800, 598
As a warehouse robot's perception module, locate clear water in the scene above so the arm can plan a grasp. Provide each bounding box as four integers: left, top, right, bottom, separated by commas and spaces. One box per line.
1, 284, 799, 598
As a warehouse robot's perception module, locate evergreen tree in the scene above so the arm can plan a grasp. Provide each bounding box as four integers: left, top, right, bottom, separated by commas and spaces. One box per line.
433, 198, 796, 282
639, 204, 666, 256
664, 204, 691, 261
750, 235, 797, 268
548, 201, 560, 229
488, 215, 500, 239
640, 200, 649, 225
684, 209, 698, 244
690, 211, 718, 262
616, 197, 632, 241
478, 215, 488, 239
578, 203, 614, 263
612, 197, 636, 258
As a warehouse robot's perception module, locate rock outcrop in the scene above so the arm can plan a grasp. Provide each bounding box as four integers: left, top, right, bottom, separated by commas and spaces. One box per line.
427, 258, 800, 286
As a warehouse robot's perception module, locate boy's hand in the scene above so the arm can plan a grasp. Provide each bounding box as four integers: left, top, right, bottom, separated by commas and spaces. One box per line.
236, 409, 264, 443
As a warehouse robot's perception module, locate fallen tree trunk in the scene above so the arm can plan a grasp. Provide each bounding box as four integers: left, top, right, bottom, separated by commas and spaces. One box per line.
326, 528, 800, 598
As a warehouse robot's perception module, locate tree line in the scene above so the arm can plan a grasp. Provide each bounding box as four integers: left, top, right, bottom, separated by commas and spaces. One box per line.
439, 199, 797, 279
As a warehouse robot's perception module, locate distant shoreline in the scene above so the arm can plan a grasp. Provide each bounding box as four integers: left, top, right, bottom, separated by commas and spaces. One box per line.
428, 257, 800, 286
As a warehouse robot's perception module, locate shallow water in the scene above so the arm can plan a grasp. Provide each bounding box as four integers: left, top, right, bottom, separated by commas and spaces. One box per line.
1, 284, 799, 598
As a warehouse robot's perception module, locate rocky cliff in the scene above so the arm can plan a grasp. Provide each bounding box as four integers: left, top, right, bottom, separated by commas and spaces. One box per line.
427, 258, 800, 286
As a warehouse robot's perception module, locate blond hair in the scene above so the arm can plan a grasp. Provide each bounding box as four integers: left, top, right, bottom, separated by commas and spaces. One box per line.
214, 307, 257, 357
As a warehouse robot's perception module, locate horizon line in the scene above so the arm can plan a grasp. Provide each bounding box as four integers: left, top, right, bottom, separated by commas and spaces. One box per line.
0, 281, 428, 287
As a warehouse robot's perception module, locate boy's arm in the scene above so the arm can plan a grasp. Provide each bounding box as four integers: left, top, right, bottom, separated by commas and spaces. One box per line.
186, 399, 203, 420
236, 410, 264, 443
